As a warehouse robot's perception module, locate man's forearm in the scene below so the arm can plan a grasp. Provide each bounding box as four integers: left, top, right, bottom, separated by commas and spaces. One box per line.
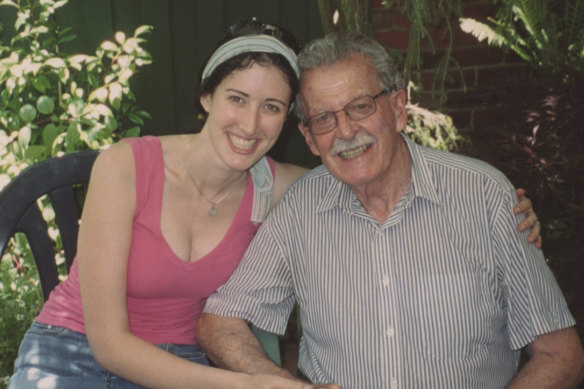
506, 328, 584, 389
197, 313, 296, 379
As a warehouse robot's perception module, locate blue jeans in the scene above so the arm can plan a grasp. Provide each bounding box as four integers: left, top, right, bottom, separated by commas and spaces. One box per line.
8, 321, 209, 389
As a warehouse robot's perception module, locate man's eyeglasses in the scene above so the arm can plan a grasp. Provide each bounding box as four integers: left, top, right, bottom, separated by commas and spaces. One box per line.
304, 90, 390, 135
228, 19, 300, 53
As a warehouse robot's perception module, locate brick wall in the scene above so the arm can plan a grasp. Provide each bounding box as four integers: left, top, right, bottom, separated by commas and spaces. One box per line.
372, 0, 535, 133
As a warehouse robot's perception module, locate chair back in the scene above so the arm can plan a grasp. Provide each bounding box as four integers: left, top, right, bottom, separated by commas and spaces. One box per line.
0, 151, 99, 301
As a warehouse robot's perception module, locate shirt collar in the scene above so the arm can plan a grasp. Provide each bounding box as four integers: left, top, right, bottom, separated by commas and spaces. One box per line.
316, 134, 441, 214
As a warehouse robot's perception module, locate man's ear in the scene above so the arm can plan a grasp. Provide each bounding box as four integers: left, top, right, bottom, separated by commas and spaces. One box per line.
392, 89, 408, 132
298, 121, 321, 157
200, 94, 211, 113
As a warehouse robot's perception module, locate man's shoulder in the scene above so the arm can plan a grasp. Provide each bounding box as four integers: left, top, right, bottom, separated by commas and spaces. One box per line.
288, 164, 334, 190
271, 164, 337, 211
415, 142, 510, 187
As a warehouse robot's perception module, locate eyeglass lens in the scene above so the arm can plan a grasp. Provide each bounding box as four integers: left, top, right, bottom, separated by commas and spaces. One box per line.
308, 91, 388, 134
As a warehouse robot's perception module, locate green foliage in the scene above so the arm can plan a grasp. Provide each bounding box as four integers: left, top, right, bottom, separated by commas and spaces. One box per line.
0, 234, 42, 383
405, 104, 463, 151
460, 0, 584, 338
317, 0, 373, 35
460, 0, 584, 82
0, 0, 152, 384
0, 0, 152, 178
382, 0, 464, 107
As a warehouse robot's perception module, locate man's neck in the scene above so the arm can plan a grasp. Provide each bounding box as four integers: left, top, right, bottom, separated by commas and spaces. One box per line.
351, 142, 412, 224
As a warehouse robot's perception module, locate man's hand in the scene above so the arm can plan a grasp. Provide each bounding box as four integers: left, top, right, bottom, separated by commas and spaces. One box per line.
242, 374, 336, 389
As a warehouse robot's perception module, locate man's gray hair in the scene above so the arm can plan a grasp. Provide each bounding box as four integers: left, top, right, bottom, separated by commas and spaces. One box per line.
294, 32, 406, 122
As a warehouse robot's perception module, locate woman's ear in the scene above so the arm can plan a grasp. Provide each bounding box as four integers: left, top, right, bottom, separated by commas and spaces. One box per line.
200, 94, 211, 113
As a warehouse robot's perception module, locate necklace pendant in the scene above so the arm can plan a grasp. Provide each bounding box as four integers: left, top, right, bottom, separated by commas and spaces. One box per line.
208, 203, 217, 217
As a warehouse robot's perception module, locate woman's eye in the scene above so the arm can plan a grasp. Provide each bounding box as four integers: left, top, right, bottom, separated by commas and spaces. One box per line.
265, 104, 282, 113
228, 96, 244, 104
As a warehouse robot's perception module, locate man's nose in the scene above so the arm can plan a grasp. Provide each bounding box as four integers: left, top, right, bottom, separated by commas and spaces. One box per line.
334, 110, 359, 139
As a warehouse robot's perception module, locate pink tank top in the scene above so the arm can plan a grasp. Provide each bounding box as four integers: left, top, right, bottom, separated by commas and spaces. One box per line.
37, 136, 273, 345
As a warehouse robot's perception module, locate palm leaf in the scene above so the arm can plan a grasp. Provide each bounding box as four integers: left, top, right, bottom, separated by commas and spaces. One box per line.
459, 17, 534, 63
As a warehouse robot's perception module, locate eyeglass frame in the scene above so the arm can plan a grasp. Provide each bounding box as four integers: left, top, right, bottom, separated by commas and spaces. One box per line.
303, 89, 392, 135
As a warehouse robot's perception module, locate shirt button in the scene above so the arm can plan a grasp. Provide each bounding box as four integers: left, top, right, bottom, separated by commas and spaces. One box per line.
386, 327, 395, 337
382, 274, 390, 286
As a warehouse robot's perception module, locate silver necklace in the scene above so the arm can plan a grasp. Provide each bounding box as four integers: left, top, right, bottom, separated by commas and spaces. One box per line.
185, 137, 247, 216
188, 169, 246, 216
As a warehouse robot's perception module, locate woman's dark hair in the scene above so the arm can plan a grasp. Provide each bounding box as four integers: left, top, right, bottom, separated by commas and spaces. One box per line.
195, 19, 300, 116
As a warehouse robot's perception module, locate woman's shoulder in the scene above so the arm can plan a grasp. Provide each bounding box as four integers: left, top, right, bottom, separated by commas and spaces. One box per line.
272, 161, 308, 204
94, 141, 134, 173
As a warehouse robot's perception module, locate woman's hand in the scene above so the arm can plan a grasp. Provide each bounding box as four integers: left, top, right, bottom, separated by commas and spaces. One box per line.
514, 188, 542, 248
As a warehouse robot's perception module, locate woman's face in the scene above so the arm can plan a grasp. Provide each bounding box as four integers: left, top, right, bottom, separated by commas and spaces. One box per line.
200, 62, 292, 171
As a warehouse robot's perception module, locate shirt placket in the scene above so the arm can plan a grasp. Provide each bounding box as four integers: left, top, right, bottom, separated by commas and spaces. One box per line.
374, 224, 401, 389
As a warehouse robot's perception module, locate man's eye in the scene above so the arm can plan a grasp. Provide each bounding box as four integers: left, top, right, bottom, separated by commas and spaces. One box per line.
352, 102, 372, 111
315, 112, 332, 123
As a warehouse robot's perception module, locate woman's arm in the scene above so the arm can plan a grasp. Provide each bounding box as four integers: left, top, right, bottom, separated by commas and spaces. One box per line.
77, 143, 309, 389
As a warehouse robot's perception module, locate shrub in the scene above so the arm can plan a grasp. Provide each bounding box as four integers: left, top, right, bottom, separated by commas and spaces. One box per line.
0, 0, 152, 383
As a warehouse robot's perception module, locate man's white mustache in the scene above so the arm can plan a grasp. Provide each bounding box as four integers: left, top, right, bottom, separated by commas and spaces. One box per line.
329, 132, 377, 155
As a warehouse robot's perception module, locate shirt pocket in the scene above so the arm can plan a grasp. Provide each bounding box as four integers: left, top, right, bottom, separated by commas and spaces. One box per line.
410, 272, 492, 360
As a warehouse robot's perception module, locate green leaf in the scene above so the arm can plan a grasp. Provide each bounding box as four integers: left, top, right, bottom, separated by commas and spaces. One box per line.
67, 99, 84, 118
31, 75, 47, 93
36, 96, 54, 115
68, 54, 89, 65
115, 31, 126, 44
122, 126, 141, 138
89, 87, 108, 103
18, 104, 37, 123
18, 125, 31, 148
65, 122, 80, 152
136, 110, 152, 120
108, 83, 122, 110
6, 112, 21, 131
128, 112, 144, 126
104, 114, 118, 133
42, 123, 58, 152
134, 25, 153, 37
0, 1, 19, 8
57, 34, 77, 44
100, 41, 119, 52
44, 57, 67, 69
24, 145, 45, 161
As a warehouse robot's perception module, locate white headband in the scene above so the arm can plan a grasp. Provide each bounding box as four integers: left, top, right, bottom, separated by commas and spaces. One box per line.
201, 35, 299, 82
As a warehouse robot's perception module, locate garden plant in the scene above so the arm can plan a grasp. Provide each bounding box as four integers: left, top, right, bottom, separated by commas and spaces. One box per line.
0, 0, 152, 384
460, 0, 584, 340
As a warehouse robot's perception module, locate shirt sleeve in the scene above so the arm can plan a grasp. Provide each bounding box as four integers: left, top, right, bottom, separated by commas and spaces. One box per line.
203, 214, 296, 335
490, 180, 575, 350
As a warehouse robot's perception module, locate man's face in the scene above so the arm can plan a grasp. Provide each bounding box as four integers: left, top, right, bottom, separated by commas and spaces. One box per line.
298, 54, 408, 189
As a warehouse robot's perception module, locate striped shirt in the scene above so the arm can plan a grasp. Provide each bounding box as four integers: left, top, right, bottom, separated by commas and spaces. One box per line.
204, 135, 574, 388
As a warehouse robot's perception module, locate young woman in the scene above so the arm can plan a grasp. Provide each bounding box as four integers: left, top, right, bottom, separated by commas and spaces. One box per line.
8, 19, 540, 389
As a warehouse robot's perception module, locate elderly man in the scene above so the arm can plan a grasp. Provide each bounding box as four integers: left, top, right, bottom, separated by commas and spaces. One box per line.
197, 32, 584, 388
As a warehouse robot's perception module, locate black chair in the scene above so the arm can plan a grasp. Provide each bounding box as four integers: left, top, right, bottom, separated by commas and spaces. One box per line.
0, 150, 281, 363
0, 151, 99, 301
